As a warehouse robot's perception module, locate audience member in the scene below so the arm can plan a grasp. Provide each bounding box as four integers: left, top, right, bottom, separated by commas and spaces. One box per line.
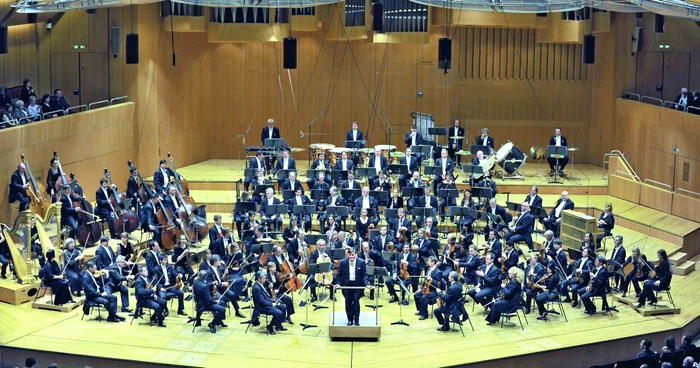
49, 88, 70, 115
24, 356, 36, 368
0, 87, 11, 107
21, 78, 36, 104
13, 100, 30, 122
27, 96, 40, 120
41, 93, 55, 118
675, 87, 690, 110
637, 339, 657, 358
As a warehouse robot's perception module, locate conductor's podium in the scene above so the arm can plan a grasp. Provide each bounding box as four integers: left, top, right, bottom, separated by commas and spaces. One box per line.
329, 311, 381, 341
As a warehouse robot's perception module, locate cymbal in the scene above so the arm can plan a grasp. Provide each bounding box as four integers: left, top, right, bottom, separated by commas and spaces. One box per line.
390, 152, 406, 157
358, 148, 374, 153
330, 147, 352, 153
291, 147, 305, 152
309, 143, 336, 150
450, 136, 464, 140
568, 147, 580, 152
455, 150, 471, 156
375, 144, 396, 151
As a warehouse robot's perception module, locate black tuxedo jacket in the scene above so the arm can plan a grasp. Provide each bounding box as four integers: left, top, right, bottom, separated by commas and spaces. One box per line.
261, 126, 281, 144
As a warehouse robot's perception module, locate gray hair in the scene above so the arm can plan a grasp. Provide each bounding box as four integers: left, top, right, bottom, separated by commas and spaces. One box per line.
544, 230, 554, 238
116, 255, 126, 263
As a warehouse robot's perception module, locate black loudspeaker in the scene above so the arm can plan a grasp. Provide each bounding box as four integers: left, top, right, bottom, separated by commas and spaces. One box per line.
283, 37, 297, 69
161, 0, 171, 17
27, 14, 37, 24
0, 25, 8, 55
126, 33, 139, 64
438, 37, 452, 70
655, 14, 664, 33
372, 2, 384, 32
583, 34, 595, 64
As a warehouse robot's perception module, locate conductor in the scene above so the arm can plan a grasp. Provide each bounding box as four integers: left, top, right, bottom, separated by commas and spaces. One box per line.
334, 248, 373, 326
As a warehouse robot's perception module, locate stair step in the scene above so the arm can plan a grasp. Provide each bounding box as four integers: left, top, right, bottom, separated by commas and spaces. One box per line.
668, 252, 688, 266
671, 260, 695, 276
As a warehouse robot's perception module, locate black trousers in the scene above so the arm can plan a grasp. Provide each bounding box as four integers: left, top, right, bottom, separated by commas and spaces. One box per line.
342, 280, 364, 323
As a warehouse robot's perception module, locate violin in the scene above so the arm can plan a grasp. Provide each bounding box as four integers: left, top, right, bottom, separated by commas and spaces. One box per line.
400, 260, 410, 280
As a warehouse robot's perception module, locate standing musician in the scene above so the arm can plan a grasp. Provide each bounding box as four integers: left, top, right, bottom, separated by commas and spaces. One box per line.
9, 163, 30, 211
369, 148, 388, 182
386, 245, 417, 304
209, 215, 225, 245
437, 173, 457, 222
620, 246, 649, 298
281, 171, 304, 194
107, 256, 135, 313
153, 254, 187, 316
126, 167, 140, 211
476, 128, 495, 154
94, 236, 116, 270
607, 235, 627, 290
458, 244, 482, 286
404, 125, 424, 150
559, 248, 592, 307
522, 254, 545, 314
59, 184, 80, 239
209, 228, 233, 264
504, 202, 535, 251
637, 249, 672, 308
414, 256, 444, 320
596, 202, 615, 251
579, 255, 610, 315
261, 118, 281, 145
62, 238, 83, 296
139, 200, 161, 245
261, 188, 282, 232
287, 188, 312, 232
153, 159, 177, 195
541, 191, 574, 237
448, 119, 465, 165
308, 152, 332, 190
46, 158, 61, 199
252, 271, 287, 334
433, 149, 455, 193
193, 270, 227, 333
485, 267, 522, 325
233, 191, 253, 239
145, 240, 163, 275
134, 266, 167, 327
95, 178, 118, 239
274, 150, 296, 176
265, 261, 295, 324
207, 254, 246, 318
466, 252, 501, 308
434, 271, 464, 331
399, 148, 420, 189
173, 235, 195, 288
245, 151, 267, 191
534, 264, 561, 320
345, 121, 365, 148
335, 248, 371, 326
39, 249, 73, 306
81, 261, 124, 323
251, 170, 270, 204
547, 127, 569, 176
483, 198, 508, 241
118, 233, 134, 261
525, 186, 543, 209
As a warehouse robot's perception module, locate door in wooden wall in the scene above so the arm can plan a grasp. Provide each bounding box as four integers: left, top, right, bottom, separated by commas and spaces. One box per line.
79, 52, 109, 105
50, 52, 80, 107
635, 51, 663, 100
661, 52, 690, 102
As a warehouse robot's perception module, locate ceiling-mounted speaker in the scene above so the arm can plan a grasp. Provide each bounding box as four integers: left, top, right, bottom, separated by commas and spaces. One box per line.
655, 14, 664, 33
372, 2, 384, 32
583, 34, 595, 64
0, 25, 8, 55
438, 37, 452, 70
126, 33, 139, 64
283, 37, 297, 69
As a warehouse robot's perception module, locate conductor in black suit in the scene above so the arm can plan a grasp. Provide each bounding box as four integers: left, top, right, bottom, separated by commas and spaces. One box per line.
547, 127, 569, 176
261, 118, 281, 145
9, 163, 30, 211
448, 119, 465, 165
476, 128, 495, 154
334, 248, 372, 326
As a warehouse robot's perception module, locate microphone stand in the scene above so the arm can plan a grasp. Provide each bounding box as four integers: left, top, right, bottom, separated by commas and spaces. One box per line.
306, 108, 327, 168
298, 275, 317, 330
381, 109, 392, 146
238, 109, 259, 164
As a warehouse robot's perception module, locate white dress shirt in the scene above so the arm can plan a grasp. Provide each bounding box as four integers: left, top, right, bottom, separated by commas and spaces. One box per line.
554, 199, 567, 218
349, 260, 356, 281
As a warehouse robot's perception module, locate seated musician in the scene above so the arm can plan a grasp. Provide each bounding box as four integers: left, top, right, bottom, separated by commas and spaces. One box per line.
341, 171, 360, 191
274, 150, 296, 176
485, 230, 503, 263
280, 171, 303, 194
145, 240, 163, 275
525, 185, 543, 209
437, 173, 457, 221
265, 261, 295, 324
457, 189, 478, 234
207, 255, 245, 318
227, 243, 247, 298
399, 148, 420, 188
334, 151, 354, 178
260, 188, 282, 231
81, 261, 124, 323
541, 191, 574, 237
9, 162, 30, 211
607, 235, 627, 290
305, 240, 336, 303
193, 270, 227, 333
59, 184, 80, 239
286, 229, 306, 266
390, 208, 413, 249
95, 235, 116, 270
369, 148, 388, 183
371, 171, 391, 206
321, 187, 346, 231
371, 226, 394, 253
322, 216, 340, 239
637, 249, 672, 308
354, 208, 376, 243
424, 217, 439, 240
504, 202, 535, 251
209, 228, 233, 265
153, 254, 186, 316
417, 187, 438, 228
438, 234, 459, 279
620, 246, 649, 298
233, 192, 252, 240
26, 219, 45, 267
40, 249, 73, 306
253, 270, 287, 334
358, 242, 384, 300
387, 245, 417, 304
404, 125, 424, 149
282, 215, 301, 245
579, 255, 610, 314
470, 150, 487, 180
580, 232, 595, 257
458, 244, 482, 286
414, 256, 444, 320
209, 215, 225, 245
118, 232, 135, 261
241, 211, 260, 240
107, 256, 135, 313
387, 187, 403, 210
559, 248, 592, 307
404, 171, 424, 210
307, 152, 332, 189
126, 167, 140, 211
334, 231, 355, 250
134, 265, 167, 327
547, 127, 569, 176
546, 238, 568, 274
596, 202, 615, 250
476, 128, 495, 154
433, 148, 455, 193
162, 185, 183, 215
354, 186, 378, 221
533, 264, 561, 320
434, 271, 465, 331
95, 178, 118, 239
173, 235, 194, 288
139, 199, 161, 245
245, 151, 267, 191
483, 198, 508, 241
153, 159, 176, 195
499, 243, 519, 279
287, 188, 312, 232
414, 229, 435, 258
251, 170, 271, 204
312, 172, 331, 209
268, 245, 287, 271
466, 252, 501, 307
522, 254, 545, 314
62, 238, 84, 296
246, 226, 272, 261
485, 267, 522, 325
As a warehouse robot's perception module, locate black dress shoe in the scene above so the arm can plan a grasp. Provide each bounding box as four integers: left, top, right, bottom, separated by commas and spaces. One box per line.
0, 274, 6, 279
177, 310, 187, 316
266, 326, 276, 335
185, 295, 193, 302
353, 322, 360, 326
286, 318, 294, 324
562, 297, 572, 303
400, 300, 409, 306
163, 309, 170, 318
117, 316, 126, 321
537, 315, 546, 321
388, 297, 398, 303
310, 296, 318, 303
276, 326, 288, 331
107, 317, 119, 323
418, 316, 428, 321
486, 321, 497, 326
235, 311, 246, 318
158, 322, 167, 328
121, 308, 133, 313
347, 321, 353, 326
208, 323, 217, 333
194, 321, 202, 327
437, 327, 447, 332
571, 301, 579, 308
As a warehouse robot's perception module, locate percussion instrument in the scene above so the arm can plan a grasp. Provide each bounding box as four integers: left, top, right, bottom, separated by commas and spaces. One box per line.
329, 147, 353, 165
449, 136, 464, 140
530, 146, 548, 161
309, 143, 336, 161
455, 150, 471, 156
473, 156, 496, 180
291, 147, 305, 153
497, 143, 527, 175
495, 142, 514, 162
567, 147, 580, 152
390, 152, 405, 158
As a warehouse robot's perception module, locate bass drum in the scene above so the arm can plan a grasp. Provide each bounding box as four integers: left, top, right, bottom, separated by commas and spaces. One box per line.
498, 144, 526, 174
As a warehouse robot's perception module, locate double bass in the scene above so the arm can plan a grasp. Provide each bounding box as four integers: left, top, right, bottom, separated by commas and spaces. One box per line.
168, 153, 208, 241
67, 173, 103, 246
103, 168, 139, 233
20, 154, 50, 218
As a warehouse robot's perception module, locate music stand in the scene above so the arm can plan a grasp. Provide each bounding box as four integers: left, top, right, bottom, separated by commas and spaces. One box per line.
438, 189, 459, 201
328, 249, 347, 260
234, 201, 256, 215
368, 229, 380, 240
305, 234, 326, 246
326, 206, 349, 219
470, 144, 490, 155
310, 189, 330, 202
331, 170, 350, 183
307, 169, 326, 180
547, 145, 567, 184
461, 164, 484, 177
356, 167, 374, 179
471, 186, 493, 200
370, 190, 388, 203
244, 168, 258, 180
241, 230, 255, 244
411, 145, 432, 161
238, 262, 261, 312
486, 213, 506, 228
388, 164, 408, 176
266, 204, 288, 218
448, 206, 471, 218
412, 207, 435, 219
254, 184, 274, 197
276, 169, 296, 181
311, 262, 333, 311
402, 187, 425, 198
264, 138, 286, 148
353, 207, 376, 219
293, 205, 316, 220
383, 208, 398, 219
365, 266, 389, 310
341, 189, 361, 203
345, 140, 366, 149
281, 190, 295, 202
567, 248, 582, 260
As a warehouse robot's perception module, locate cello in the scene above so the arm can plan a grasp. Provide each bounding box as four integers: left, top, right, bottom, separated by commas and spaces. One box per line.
67, 173, 103, 246
127, 161, 181, 250
104, 168, 139, 233
20, 154, 50, 218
